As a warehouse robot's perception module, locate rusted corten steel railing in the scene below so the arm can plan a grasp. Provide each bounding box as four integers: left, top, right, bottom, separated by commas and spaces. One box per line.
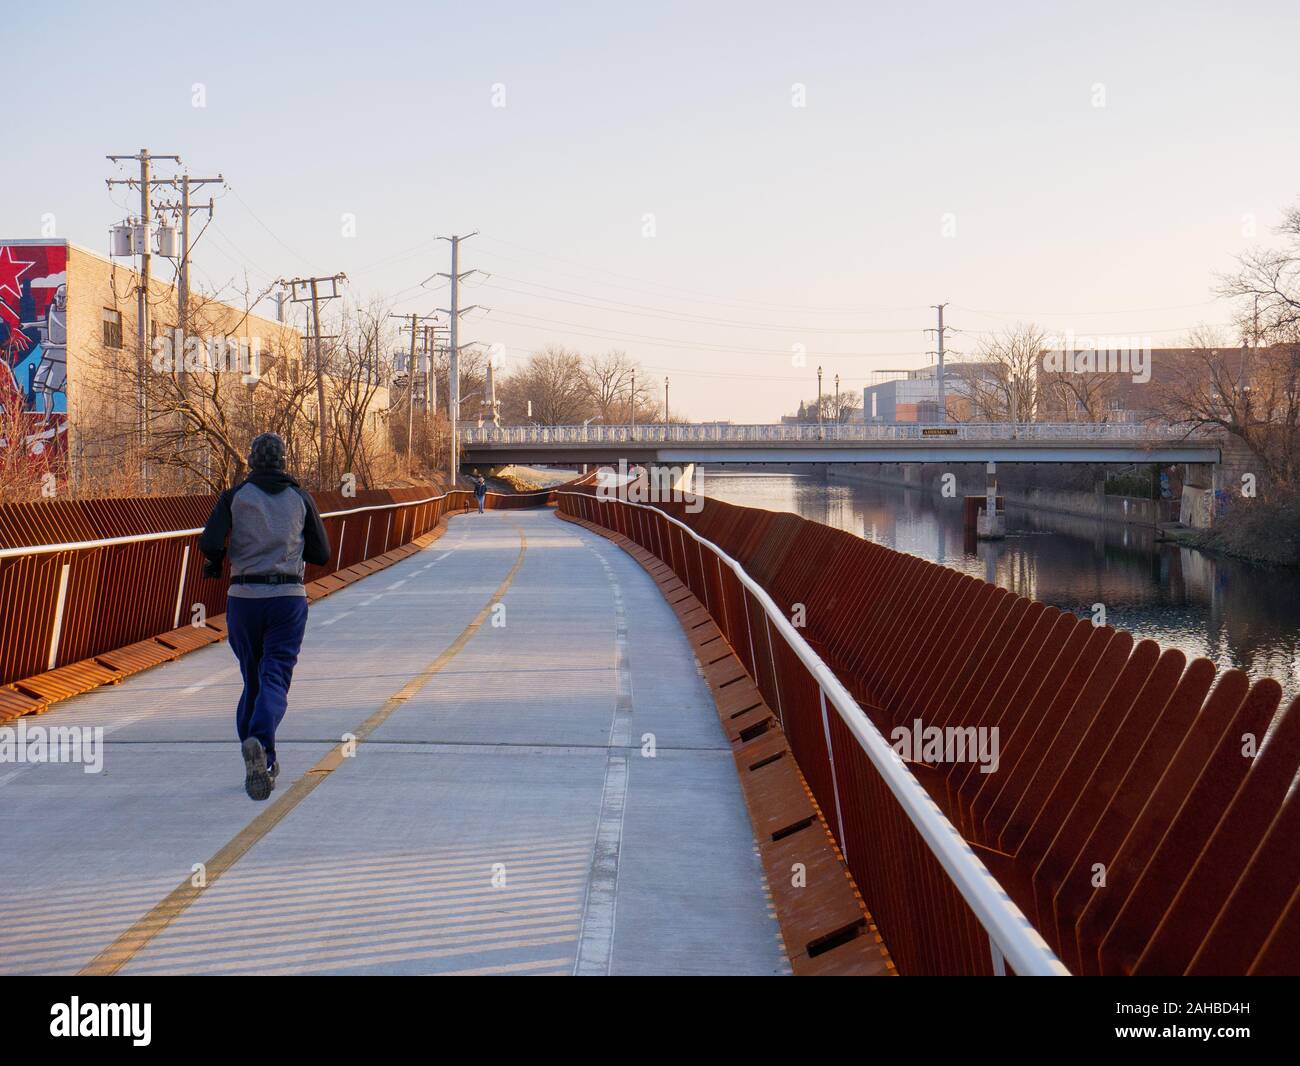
0, 482, 559, 711
557, 488, 1300, 977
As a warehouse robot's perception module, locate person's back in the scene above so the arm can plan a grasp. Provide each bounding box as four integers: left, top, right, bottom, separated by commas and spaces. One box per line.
200, 433, 330, 800
226, 477, 312, 596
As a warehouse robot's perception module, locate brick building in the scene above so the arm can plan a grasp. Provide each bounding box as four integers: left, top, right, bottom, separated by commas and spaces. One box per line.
0, 238, 303, 485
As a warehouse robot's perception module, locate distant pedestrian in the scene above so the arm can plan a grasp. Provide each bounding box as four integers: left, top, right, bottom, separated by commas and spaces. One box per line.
200, 433, 331, 801
473, 473, 487, 514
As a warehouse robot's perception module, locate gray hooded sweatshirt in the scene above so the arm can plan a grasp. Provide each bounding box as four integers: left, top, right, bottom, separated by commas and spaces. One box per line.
200, 470, 331, 599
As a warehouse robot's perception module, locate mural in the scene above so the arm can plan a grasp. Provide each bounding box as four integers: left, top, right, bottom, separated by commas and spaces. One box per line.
0, 242, 68, 463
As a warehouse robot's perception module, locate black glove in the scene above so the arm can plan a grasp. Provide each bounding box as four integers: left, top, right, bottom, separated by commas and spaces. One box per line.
202, 556, 223, 579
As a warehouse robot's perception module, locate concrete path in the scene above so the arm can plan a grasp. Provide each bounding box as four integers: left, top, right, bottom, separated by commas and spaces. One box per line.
0, 509, 788, 976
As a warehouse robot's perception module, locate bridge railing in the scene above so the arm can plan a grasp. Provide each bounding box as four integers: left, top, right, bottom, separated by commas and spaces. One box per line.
557, 487, 1300, 977
557, 488, 1067, 976
0, 482, 561, 713
463, 421, 1213, 446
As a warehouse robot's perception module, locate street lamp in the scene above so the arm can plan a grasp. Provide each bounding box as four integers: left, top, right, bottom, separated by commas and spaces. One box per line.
630, 369, 636, 437
664, 376, 670, 434
834, 373, 840, 428
817, 365, 824, 439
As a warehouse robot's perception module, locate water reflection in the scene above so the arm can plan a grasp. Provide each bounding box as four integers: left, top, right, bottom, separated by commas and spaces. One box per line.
704, 470, 1300, 702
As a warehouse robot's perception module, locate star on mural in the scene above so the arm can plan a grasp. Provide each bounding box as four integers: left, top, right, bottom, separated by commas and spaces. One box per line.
0, 245, 38, 304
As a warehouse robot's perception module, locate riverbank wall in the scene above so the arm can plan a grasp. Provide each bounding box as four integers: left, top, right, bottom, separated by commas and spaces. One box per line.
822, 463, 1167, 526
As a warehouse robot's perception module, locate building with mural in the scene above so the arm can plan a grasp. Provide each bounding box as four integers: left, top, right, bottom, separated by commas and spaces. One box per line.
0, 241, 69, 466
0, 238, 305, 489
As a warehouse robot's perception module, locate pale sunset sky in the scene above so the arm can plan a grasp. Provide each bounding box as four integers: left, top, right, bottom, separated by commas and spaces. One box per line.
5, 0, 1298, 421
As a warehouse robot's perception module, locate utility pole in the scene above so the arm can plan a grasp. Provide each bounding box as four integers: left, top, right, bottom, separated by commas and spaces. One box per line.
420, 323, 446, 428
107, 148, 181, 486
391, 311, 439, 478
630, 369, 636, 437
834, 373, 840, 428
281, 274, 347, 487
154, 172, 223, 374
664, 376, 669, 431
927, 302, 950, 424
433, 233, 480, 483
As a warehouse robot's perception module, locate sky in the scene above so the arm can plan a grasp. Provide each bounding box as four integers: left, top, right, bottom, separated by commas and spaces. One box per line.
6, 0, 1299, 422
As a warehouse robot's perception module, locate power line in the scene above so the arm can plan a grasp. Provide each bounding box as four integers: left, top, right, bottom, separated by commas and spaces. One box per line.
478, 275, 929, 334
475, 234, 928, 314
953, 300, 1221, 318
226, 182, 320, 271
483, 308, 926, 360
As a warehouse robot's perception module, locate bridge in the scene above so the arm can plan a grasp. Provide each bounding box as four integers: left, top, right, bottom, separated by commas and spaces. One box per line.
1, 479, 1296, 976
460, 422, 1223, 467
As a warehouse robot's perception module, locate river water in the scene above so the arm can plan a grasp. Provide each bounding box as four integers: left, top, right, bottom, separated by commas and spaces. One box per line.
703, 469, 1300, 704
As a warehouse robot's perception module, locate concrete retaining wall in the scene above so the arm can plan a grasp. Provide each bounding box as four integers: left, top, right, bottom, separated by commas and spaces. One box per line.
828, 464, 1162, 526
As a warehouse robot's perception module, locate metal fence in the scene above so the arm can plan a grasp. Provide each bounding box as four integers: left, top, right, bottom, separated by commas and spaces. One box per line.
0, 483, 555, 697
463, 421, 1214, 446
557, 487, 1300, 976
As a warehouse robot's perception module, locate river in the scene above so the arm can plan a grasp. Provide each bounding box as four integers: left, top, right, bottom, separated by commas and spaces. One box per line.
702, 469, 1300, 705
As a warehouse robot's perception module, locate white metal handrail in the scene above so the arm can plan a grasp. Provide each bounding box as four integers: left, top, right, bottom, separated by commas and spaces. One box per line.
558, 489, 1069, 976
0, 472, 573, 561
0, 490, 466, 561
463, 421, 1215, 446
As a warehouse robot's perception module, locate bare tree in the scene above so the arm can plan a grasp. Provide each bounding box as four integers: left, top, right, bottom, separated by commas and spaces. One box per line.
583, 350, 652, 422
498, 346, 594, 425
1219, 201, 1300, 338
957, 322, 1049, 422
1151, 325, 1300, 492
1039, 364, 1117, 421
817, 387, 862, 424
134, 287, 314, 491
326, 300, 390, 487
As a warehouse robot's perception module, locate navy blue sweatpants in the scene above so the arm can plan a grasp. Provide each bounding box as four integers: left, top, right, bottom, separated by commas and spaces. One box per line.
226, 595, 309, 767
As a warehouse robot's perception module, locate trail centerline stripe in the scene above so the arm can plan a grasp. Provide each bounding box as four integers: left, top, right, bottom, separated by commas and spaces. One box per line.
80, 525, 529, 976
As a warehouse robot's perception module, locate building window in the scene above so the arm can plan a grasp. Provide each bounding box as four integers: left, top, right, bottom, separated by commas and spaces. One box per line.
102, 308, 123, 349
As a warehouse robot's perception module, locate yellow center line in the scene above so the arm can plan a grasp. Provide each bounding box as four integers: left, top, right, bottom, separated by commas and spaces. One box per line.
80, 525, 529, 976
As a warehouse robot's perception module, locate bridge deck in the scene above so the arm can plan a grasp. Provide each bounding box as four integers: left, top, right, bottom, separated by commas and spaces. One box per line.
0, 509, 787, 976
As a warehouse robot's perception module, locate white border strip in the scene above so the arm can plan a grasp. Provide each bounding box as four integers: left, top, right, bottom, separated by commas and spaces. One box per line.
558, 491, 1069, 977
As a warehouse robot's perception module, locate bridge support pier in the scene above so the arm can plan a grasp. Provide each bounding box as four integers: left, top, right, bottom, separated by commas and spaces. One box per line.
1180, 461, 1218, 528
977, 461, 1006, 539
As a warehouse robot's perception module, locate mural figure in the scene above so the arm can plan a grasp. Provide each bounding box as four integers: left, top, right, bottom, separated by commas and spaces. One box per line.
0, 242, 68, 461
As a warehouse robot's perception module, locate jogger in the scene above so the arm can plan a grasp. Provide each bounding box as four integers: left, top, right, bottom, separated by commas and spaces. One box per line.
200, 432, 331, 800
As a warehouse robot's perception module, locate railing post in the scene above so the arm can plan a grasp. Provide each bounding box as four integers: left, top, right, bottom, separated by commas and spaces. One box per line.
47, 561, 72, 670
172, 545, 190, 629
818, 686, 848, 861
764, 614, 785, 730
